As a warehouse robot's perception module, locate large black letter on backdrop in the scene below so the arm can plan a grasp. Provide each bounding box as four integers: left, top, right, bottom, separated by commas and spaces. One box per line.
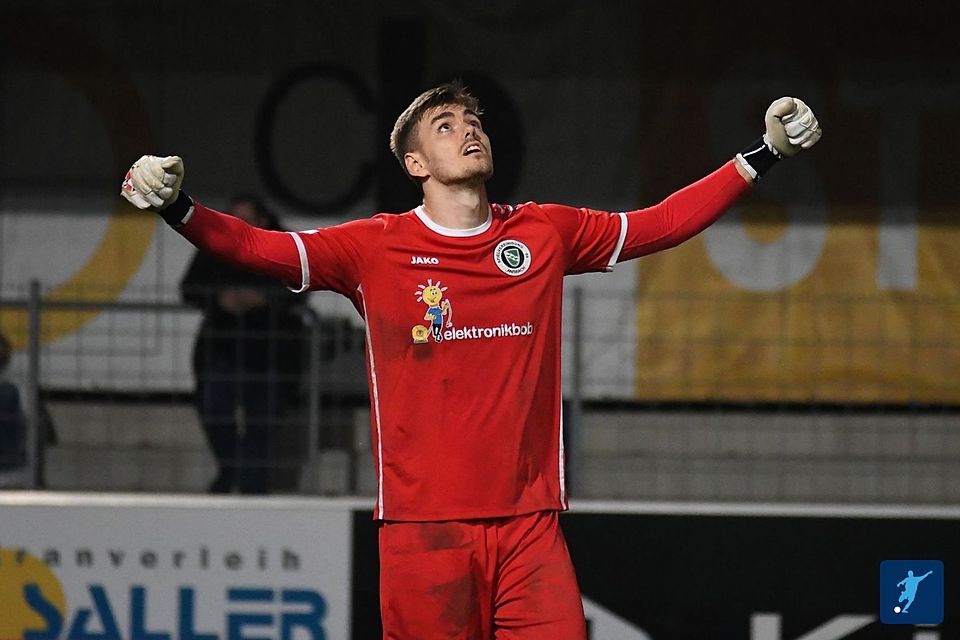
255, 65, 376, 213
375, 19, 427, 214
257, 23, 525, 215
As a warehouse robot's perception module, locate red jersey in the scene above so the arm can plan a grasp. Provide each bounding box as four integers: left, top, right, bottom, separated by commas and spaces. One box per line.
178, 161, 750, 520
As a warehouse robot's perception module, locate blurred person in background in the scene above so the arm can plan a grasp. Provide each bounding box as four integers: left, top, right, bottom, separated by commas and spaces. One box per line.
180, 195, 306, 494
0, 331, 26, 473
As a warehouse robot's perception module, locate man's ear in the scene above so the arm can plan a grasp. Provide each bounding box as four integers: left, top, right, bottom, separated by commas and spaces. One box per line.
404, 151, 428, 179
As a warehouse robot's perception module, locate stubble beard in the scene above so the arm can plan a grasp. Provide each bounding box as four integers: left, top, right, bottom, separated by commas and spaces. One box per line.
439, 158, 494, 188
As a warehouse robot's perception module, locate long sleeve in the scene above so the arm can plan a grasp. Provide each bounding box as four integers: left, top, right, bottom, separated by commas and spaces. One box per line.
177, 201, 306, 291
176, 198, 386, 298
618, 160, 751, 262
541, 160, 752, 274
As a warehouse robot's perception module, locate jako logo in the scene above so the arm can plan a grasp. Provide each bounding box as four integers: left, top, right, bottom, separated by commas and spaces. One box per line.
410, 256, 440, 265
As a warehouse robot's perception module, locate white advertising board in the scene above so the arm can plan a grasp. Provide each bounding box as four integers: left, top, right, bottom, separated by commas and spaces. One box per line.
0, 494, 354, 640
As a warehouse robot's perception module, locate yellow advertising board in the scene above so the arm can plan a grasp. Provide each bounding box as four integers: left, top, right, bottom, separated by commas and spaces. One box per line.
635, 200, 960, 403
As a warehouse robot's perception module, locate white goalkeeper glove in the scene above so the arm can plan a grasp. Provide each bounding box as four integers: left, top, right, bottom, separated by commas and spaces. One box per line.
736, 97, 821, 181
120, 155, 184, 211
763, 97, 822, 158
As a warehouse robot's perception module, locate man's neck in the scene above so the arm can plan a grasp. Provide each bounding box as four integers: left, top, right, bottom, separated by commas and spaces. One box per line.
420, 183, 489, 230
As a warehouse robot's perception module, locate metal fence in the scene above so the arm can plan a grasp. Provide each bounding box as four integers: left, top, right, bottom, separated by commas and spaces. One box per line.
1, 283, 958, 504
0, 281, 368, 493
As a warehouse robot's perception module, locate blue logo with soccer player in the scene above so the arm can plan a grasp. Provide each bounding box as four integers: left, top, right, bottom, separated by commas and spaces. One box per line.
880, 560, 944, 625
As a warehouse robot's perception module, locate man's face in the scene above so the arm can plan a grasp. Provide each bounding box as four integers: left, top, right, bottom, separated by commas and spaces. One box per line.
408, 104, 493, 186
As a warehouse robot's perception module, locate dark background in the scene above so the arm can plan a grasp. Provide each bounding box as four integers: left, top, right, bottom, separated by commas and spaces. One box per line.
353, 509, 958, 638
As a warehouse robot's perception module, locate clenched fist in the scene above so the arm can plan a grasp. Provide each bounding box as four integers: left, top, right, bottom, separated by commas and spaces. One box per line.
763, 97, 821, 157
120, 155, 184, 211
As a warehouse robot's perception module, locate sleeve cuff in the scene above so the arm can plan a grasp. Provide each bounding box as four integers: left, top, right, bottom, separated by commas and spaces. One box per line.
160, 191, 195, 227
736, 135, 782, 182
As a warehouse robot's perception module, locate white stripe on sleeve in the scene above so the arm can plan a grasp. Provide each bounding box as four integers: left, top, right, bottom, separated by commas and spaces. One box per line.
605, 211, 629, 271
287, 231, 310, 293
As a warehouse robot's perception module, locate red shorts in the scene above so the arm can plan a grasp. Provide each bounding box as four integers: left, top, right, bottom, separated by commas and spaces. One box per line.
378, 510, 586, 639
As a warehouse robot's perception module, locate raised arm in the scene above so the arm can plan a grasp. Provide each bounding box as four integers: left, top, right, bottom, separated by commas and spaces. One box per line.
120, 156, 375, 298
172, 194, 303, 288
617, 160, 750, 262
620, 97, 821, 261
120, 156, 306, 290
549, 97, 821, 274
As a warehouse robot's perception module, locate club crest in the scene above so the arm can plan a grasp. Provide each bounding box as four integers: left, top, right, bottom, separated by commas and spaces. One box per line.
493, 239, 531, 276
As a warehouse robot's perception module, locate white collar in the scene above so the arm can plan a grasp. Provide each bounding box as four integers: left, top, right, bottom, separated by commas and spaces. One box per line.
414, 205, 492, 237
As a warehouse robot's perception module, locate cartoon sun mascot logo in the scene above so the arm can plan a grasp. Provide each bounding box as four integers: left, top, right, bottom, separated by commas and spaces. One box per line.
413, 279, 454, 343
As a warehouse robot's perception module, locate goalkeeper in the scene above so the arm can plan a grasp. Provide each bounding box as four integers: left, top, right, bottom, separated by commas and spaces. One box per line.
122, 85, 820, 639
